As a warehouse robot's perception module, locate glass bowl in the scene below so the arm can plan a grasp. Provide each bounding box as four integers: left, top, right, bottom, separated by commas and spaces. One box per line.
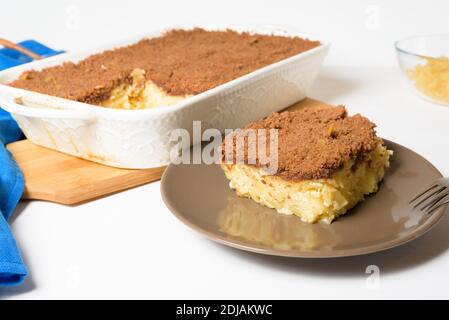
395, 35, 449, 105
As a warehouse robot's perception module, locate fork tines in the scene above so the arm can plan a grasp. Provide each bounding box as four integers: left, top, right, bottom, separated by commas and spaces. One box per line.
409, 180, 449, 214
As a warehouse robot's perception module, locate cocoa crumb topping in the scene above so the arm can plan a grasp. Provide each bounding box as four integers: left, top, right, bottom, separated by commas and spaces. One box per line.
221, 106, 383, 181
9, 28, 320, 104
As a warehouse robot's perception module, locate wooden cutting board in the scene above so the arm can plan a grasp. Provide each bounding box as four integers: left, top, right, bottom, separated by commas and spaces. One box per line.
6, 98, 330, 205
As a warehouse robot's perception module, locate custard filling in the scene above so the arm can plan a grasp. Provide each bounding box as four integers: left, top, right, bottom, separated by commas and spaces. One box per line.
99, 69, 189, 110
221, 142, 392, 224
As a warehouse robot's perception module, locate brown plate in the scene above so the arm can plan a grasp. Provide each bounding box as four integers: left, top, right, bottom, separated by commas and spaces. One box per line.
161, 140, 446, 258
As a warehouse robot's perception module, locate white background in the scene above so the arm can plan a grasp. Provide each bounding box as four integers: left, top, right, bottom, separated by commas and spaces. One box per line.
1, 0, 449, 299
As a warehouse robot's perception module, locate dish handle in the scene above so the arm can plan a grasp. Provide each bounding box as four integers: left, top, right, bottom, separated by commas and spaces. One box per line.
0, 96, 96, 121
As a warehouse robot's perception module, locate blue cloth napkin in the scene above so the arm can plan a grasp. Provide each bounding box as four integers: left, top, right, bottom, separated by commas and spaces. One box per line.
0, 40, 62, 286
0, 110, 26, 286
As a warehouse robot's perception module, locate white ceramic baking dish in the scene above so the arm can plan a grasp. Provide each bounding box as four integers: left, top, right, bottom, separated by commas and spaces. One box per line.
0, 26, 329, 168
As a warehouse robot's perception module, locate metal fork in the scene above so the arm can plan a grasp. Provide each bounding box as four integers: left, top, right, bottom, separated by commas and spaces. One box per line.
409, 178, 449, 214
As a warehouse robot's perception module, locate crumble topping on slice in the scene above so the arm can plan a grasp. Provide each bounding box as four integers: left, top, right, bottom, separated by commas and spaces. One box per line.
221, 106, 382, 181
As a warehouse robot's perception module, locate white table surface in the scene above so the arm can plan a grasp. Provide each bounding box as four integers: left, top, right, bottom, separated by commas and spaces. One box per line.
1, 0, 449, 300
